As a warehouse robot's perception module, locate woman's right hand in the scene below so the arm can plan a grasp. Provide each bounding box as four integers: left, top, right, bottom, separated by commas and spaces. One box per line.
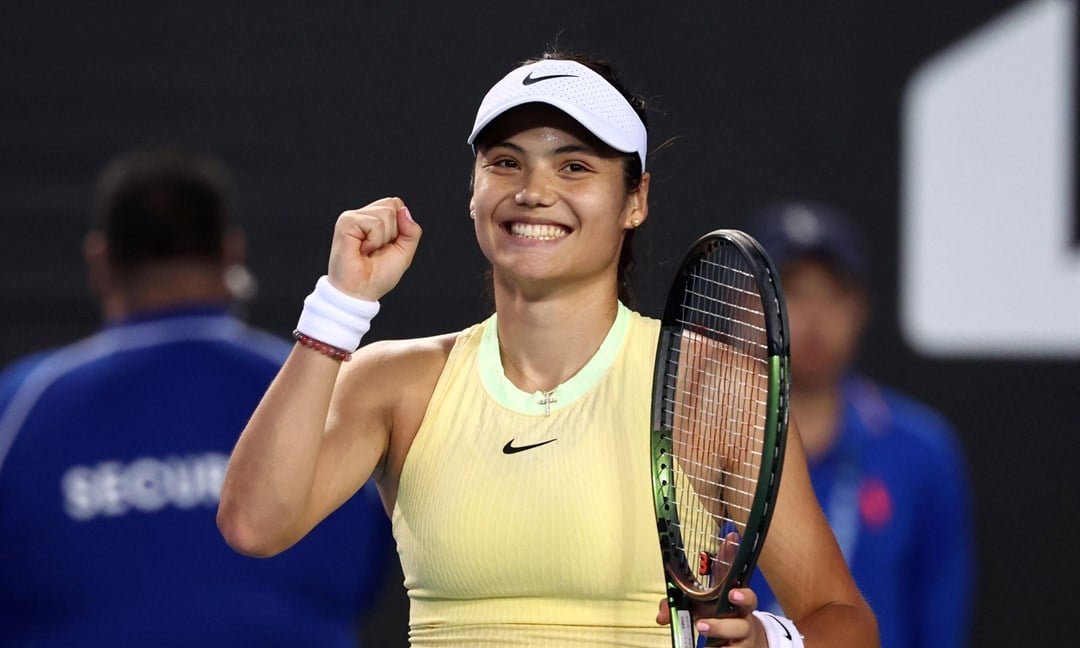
327, 197, 423, 301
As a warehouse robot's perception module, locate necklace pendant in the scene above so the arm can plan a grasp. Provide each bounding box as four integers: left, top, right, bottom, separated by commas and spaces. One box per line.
538, 389, 557, 417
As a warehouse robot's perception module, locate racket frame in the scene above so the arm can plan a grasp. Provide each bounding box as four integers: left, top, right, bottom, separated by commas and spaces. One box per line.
650, 229, 791, 645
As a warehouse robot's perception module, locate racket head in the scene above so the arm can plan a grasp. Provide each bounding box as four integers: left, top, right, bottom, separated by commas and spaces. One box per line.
650, 229, 791, 625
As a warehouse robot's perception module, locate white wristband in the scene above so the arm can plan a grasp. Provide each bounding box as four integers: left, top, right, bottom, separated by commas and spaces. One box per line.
295, 276, 380, 351
752, 611, 804, 648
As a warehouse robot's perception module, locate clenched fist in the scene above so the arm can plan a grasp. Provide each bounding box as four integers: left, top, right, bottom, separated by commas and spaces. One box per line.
326, 197, 422, 301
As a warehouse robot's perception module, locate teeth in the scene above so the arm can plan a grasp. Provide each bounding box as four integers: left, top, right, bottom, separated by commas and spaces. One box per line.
509, 222, 568, 240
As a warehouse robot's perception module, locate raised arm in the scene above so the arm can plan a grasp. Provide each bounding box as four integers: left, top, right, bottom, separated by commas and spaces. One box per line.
216, 197, 422, 557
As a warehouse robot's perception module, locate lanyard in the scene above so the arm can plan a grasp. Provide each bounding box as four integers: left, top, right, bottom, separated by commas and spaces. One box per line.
827, 377, 893, 566
826, 457, 862, 565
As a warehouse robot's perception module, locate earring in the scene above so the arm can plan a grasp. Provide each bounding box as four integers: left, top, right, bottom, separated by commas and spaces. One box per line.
630, 218, 641, 228
470, 210, 476, 220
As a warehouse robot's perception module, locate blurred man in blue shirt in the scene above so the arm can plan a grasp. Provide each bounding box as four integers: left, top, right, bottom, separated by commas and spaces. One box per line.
0, 148, 393, 647
748, 201, 974, 648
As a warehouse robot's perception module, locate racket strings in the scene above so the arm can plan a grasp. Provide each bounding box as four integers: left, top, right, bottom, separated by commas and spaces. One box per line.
667, 462, 756, 516
680, 258, 771, 350
677, 303, 769, 355
661, 246, 769, 592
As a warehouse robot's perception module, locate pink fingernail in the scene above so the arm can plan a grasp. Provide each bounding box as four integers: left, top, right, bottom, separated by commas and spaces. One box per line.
730, 590, 745, 602
403, 207, 414, 222
696, 621, 709, 632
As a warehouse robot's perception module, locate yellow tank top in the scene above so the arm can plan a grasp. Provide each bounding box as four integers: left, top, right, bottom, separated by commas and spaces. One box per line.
392, 304, 669, 647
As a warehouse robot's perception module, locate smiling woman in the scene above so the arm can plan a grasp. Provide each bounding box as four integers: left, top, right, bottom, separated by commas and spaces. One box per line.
216, 51, 879, 648
470, 54, 650, 308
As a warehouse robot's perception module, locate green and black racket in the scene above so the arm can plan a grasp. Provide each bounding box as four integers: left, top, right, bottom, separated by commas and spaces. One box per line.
650, 229, 791, 648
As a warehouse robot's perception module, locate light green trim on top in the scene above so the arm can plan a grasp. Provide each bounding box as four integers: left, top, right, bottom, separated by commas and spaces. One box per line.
478, 302, 631, 416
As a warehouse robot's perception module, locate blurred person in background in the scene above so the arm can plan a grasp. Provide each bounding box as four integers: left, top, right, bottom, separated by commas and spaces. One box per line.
0, 147, 393, 647
747, 200, 974, 648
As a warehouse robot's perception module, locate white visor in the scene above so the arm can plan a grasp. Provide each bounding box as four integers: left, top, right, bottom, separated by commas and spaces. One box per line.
467, 59, 648, 171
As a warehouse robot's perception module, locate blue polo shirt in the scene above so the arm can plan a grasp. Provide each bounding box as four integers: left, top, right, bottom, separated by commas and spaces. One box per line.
0, 306, 393, 647
748, 374, 973, 648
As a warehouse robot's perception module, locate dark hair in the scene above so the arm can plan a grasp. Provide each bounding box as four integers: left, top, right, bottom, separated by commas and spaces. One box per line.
481, 50, 650, 307
92, 147, 232, 277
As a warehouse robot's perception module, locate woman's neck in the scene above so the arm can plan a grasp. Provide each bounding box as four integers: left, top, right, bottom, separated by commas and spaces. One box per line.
493, 283, 619, 392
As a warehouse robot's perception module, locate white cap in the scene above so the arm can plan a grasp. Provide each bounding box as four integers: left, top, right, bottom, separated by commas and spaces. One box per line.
467, 59, 648, 171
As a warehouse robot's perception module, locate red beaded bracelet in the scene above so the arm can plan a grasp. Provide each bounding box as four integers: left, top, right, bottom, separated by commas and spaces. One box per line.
292, 329, 352, 362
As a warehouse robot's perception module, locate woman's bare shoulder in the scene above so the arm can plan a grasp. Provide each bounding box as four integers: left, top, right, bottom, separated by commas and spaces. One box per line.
339, 330, 461, 397
341, 331, 464, 497
358, 332, 459, 369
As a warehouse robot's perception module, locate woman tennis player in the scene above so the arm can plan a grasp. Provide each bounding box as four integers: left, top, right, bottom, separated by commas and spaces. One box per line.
218, 52, 878, 648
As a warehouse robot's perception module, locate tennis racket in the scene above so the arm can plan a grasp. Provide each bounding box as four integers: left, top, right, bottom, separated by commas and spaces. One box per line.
650, 229, 791, 648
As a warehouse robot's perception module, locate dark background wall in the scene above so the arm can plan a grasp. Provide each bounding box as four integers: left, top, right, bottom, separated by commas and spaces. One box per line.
3, 2, 1077, 646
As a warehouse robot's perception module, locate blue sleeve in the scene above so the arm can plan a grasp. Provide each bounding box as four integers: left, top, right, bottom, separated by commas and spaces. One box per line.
0, 353, 49, 412
0, 352, 52, 473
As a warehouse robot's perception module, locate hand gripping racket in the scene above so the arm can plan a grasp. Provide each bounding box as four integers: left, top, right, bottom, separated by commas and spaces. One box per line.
650, 229, 791, 648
